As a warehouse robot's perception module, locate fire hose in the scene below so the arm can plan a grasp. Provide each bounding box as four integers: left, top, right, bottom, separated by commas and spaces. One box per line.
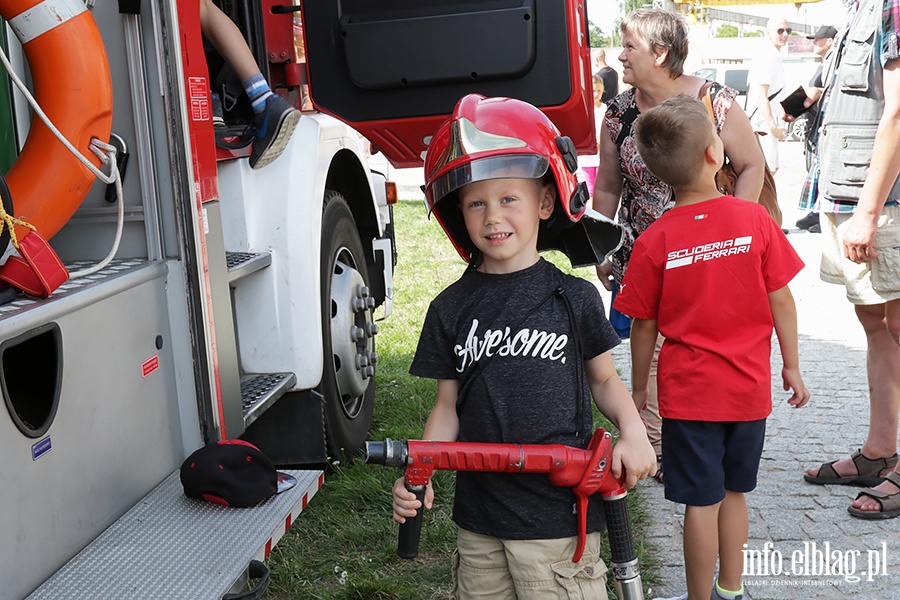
365, 427, 644, 600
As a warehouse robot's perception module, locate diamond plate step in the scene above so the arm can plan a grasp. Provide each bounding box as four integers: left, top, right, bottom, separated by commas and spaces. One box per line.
241, 372, 296, 428
27, 469, 323, 600
226, 251, 271, 284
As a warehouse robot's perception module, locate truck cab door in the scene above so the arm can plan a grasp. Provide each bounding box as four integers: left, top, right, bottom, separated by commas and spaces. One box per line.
299, 0, 595, 168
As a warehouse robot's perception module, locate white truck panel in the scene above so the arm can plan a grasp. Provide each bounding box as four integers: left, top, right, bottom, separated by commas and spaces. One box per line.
218, 113, 379, 390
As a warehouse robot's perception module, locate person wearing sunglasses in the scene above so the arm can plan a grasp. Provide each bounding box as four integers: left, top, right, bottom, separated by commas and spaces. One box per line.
746, 17, 792, 174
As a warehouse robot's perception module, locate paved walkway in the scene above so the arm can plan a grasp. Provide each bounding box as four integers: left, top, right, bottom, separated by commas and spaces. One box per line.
603, 142, 900, 599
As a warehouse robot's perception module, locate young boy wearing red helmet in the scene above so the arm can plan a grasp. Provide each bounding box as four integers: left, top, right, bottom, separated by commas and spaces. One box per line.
391, 94, 656, 598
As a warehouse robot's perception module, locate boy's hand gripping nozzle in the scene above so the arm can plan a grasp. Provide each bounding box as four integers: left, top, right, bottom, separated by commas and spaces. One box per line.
364, 428, 644, 600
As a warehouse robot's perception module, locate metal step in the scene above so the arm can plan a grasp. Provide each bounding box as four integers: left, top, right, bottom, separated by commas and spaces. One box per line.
0, 259, 155, 321
226, 251, 271, 284
241, 372, 296, 428
26, 468, 323, 600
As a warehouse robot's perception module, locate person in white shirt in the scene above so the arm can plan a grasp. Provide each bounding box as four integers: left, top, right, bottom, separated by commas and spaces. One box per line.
746, 17, 791, 173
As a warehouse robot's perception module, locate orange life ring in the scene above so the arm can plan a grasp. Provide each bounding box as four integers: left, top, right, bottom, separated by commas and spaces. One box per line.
1, 0, 113, 240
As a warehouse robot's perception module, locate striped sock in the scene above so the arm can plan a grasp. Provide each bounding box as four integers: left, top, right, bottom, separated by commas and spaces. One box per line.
243, 73, 273, 116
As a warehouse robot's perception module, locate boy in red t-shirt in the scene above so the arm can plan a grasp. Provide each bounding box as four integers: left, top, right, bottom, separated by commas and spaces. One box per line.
614, 95, 811, 600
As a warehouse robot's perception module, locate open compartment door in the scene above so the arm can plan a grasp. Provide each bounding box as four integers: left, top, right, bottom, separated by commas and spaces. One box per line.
300, 0, 595, 168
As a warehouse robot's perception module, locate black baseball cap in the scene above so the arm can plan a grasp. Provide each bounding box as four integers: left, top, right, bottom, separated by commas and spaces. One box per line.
806, 25, 837, 39
180, 440, 297, 507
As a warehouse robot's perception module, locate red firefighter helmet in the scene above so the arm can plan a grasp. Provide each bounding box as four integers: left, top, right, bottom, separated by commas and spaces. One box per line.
423, 93, 590, 262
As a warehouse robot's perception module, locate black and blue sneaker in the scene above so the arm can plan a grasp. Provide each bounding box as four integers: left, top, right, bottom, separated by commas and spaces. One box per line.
249, 94, 300, 170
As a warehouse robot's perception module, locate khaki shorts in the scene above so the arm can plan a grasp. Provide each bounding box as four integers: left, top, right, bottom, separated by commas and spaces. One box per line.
451, 527, 609, 600
820, 205, 900, 305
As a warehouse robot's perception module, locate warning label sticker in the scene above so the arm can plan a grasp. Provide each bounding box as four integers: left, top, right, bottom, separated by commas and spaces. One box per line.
142, 355, 160, 378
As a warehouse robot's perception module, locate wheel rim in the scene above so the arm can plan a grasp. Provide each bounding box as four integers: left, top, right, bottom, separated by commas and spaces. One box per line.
328, 246, 377, 418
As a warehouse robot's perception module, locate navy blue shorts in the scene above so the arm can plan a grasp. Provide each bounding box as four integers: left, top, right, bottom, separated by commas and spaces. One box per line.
662, 418, 766, 506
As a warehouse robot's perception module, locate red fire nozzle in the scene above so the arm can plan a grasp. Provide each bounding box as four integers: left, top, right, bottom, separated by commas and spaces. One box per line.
366, 428, 625, 562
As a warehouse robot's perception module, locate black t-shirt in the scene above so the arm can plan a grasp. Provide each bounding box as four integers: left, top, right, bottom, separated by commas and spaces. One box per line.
410, 259, 621, 540
810, 64, 824, 88
597, 66, 619, 103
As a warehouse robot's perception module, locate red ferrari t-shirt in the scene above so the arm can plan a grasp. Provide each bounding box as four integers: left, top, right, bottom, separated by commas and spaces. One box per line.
613, 196, 804, 421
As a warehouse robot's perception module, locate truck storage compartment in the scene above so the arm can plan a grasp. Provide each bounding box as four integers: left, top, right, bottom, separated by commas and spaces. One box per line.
0, 263, 182, 600
301, 0, 595, 167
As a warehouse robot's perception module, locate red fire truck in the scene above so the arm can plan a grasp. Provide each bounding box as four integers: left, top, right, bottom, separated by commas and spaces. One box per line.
0, 1, 597, 597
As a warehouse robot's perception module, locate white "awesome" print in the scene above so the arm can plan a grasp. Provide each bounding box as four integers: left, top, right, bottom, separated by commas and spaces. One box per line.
454, 319, 569, 372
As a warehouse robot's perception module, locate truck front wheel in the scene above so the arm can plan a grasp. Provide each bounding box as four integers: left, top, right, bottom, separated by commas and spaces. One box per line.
318, 191, 376, 462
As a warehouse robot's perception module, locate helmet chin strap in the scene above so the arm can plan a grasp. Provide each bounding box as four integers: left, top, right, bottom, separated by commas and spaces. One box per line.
569, 181, 589, 215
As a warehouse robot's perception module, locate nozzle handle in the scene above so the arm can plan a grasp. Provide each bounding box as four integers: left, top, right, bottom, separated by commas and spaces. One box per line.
602, 493, 637, 565
397, 484, 426, 559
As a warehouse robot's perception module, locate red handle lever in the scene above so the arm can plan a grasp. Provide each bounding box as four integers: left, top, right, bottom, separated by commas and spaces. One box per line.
570, 429, 618, 562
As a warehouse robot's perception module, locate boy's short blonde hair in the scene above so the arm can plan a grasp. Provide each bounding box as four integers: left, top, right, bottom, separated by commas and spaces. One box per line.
633, 95, 718, 189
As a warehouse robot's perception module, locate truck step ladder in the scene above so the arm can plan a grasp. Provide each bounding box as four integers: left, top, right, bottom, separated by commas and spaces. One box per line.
241, 372, 296, 428
226, 251, 271, 285
226, 251, 298, 431
26, 469, 323, 600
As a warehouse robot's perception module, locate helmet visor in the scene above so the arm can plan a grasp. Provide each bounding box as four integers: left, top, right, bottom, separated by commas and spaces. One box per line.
427, 154, 550, 213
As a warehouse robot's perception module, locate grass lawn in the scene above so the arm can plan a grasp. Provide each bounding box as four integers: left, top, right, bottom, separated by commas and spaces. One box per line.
266, 199, 658, 599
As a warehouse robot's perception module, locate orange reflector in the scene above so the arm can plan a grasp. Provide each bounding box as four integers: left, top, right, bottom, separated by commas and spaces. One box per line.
385, 181, 398, 205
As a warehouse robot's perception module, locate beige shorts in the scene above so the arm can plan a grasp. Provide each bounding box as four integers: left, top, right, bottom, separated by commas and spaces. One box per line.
450, 527, 609, 600
757, 131, 780, 171
820, 205, 900, 305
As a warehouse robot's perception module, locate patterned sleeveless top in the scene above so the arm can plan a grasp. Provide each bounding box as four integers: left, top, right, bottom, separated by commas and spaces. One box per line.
603, 82, 738, 283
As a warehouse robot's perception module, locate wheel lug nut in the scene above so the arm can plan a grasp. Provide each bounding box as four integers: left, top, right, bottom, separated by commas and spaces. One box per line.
355, 355, 370, 369
366, 323, 379, 336
357, 285, 370, 298
351, 326, 366, 341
